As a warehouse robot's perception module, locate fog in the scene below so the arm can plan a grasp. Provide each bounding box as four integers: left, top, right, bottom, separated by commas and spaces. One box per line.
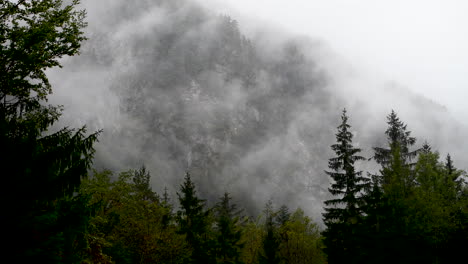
202, 0, 468, 123
47, 0, 467, 221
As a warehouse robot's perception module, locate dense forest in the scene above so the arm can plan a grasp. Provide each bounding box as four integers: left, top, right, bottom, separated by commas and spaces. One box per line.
1, 0, 467, 263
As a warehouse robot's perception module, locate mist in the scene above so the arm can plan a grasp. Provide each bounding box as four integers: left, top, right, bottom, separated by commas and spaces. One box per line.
47, 0, 468, 221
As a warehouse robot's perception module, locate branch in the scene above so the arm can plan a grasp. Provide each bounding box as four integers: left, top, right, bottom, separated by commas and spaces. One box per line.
0, 0, 28, 20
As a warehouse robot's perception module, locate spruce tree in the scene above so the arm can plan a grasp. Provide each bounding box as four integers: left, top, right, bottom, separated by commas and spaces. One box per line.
323, 109, 368, 224
259, 200, 280, 264
214, 192, 244, 264
444, 153, 464, 194
371, 111, 419, 216
131, 166, 159, 202
373, 110, 419, 189
161, 187, 173, 229
367, 111, 420, 263
322, 109, 368, 264
176, 172, 214, 264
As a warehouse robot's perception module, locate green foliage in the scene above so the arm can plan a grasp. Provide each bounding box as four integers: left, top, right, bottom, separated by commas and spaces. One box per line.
373, 110, 419, 196
0, 0, 86, 111
0, 1, 99, 262
77, 168, 327, 264
348, 111, 468, 263
373, 110, 418, 168
322, 109, 369, 264
214, 192, 244, 264
323, 109, 369, 224
239, 217, 263, 264
258, 200, 280, 264
80, 169, 190, 264
278, 209, 326, 264
320, 109, 468, 263
177, 172, 215, 264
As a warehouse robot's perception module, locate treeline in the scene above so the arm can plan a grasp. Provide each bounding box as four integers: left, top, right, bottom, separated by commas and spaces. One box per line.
71, 168, 325, 263
323, 109, 468, 264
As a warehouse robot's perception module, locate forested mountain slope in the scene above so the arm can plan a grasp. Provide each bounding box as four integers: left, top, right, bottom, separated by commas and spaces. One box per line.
48, 0, 467, 217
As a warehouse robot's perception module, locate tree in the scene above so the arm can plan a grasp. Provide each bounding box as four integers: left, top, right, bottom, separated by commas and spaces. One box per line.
278, 208, 326, 264
214, 192, 244, 264
161, 186, 173, 229
323, 109, 368, 224
80, 170, 189, 264
275, 205, 290, 226
366, 112, 425, 263
258, 200, 280, 264
0, 1, 99, 262
131, 166, 159, 202
177, 172, 214, 264
373, 110, 419, 190
322, 109, 369, 264
239, 217, 263, 264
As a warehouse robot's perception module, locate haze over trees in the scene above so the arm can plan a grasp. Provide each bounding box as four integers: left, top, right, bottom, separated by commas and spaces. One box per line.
1, 0, 467, 263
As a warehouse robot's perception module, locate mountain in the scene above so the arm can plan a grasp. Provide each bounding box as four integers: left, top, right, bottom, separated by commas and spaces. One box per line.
48, 0, 467, 218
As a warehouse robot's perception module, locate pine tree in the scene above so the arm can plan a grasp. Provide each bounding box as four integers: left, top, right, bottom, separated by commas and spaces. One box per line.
176, 172, 214, 264
322, 109, 368, 264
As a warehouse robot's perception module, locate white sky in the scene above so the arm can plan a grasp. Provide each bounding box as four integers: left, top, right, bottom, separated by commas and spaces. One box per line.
202, 0, 468, 121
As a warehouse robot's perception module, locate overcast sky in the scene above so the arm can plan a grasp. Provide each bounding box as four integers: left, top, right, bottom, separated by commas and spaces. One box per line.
201, 0, 468, 122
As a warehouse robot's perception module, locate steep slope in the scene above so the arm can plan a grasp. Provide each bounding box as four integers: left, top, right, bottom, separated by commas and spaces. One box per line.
48, 0, 467, 217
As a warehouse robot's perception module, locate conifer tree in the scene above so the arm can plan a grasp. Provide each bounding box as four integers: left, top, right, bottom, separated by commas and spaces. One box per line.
322, 109, 368, 264
214, 192, 244, 264
161, 187, 173, 229
373, 110, 419, 190
366, 111, 420, 263
259, 200, 280, 264
131, 166, 159, 202
275, 205, 290, 226
323, 109, 368, 224
445, 153, 454, 176
177, 172, 214, 264
444, 153, 464, 195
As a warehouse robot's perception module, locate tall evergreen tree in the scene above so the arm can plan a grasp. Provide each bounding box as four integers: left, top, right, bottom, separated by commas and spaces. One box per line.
258, 200, 280, 264
161, 187, 173, 229
177, 172, 214, 264
444, 153, 464, 195
445, 154, 454, 176
323, 109, 368, 223
214, 192, 244, 264
373, 110, 419, 190
131, 166, 159, 202
322, 109, 368, 264
366, 111, 420, 263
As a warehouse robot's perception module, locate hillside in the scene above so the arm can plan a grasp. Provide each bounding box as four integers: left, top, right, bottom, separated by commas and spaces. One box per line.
48, 0, 467, 217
